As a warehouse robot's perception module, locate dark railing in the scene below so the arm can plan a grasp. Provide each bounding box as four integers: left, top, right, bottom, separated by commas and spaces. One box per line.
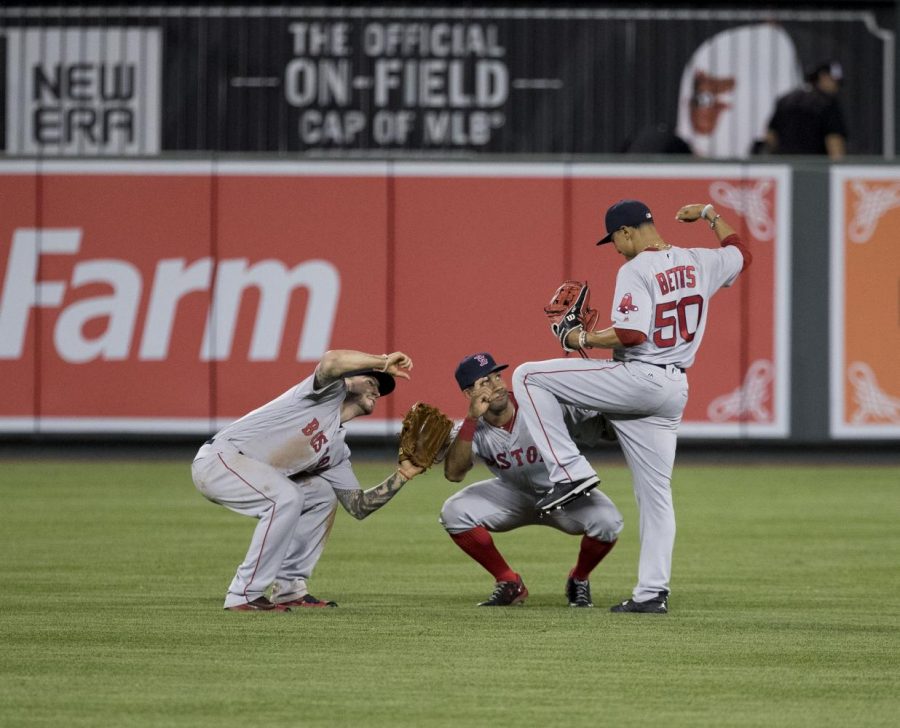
0, 5, 894, 158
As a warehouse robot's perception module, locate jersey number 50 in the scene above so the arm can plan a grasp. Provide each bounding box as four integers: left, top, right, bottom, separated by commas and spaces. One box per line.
653, 294, 704, 348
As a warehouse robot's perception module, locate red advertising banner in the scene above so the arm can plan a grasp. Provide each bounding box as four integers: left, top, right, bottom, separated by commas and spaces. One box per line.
0, 161, 789, 437
830, 168, 900, 438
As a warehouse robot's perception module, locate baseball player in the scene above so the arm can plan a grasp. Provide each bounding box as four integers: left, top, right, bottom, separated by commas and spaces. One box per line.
441, 352, 623, 607
512, 200, 752, 613
191, 349, 424, 612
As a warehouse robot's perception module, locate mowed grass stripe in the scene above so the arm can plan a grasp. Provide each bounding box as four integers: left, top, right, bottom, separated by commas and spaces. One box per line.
1, 459, 898, 727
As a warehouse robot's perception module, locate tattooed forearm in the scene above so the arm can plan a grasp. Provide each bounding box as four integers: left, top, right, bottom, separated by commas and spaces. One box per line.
335, 470, 409, 520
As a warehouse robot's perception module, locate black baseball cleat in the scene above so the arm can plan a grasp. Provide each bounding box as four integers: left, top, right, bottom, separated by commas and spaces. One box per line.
224, 596, 291, 612
478, 575, 529, 606
565, 576, 593, 608
536, 475, 600, 511
277, 594, 338, 608
609, 590, 669, 614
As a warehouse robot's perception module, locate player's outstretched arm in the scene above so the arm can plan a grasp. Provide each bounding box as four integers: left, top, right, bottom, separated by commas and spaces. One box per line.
334, 461, 423, 520
316, 349, 413, 387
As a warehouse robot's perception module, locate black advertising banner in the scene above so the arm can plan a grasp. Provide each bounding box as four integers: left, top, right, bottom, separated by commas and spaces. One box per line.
0, 6, 895, 157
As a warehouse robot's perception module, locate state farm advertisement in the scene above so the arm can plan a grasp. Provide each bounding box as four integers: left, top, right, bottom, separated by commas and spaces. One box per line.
0, 161, 789, 437
830, 168, 900, 438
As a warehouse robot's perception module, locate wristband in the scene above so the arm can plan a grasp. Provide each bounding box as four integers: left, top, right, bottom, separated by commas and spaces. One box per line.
578, 329, 589, 350
458, 417, 478, 441
379, 354, 390, 372
700, 203, 715, 221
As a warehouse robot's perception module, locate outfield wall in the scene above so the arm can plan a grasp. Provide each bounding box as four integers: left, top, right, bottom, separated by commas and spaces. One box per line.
1, 159, 897, 442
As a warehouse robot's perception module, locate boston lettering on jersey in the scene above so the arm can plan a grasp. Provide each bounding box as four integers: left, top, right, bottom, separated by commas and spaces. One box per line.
483, 445, 543, 470
655, 265, 696, 295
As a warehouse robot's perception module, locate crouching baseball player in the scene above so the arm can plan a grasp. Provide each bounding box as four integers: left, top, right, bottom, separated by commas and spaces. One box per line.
441, 352, 623, 607
191, 349, 424, 612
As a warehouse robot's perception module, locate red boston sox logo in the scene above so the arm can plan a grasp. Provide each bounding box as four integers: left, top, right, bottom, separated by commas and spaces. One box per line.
617, 293, 639, 314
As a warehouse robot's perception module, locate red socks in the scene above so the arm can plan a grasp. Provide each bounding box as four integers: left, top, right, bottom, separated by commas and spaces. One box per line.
450, 529, 615, 583
450, 526, 517, 582
571, 536, 617, 581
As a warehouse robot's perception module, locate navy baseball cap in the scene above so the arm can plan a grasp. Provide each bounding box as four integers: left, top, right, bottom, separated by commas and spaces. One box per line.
597, 199, 654, 245
454, 352, 509, 390
343, 369, 396, 396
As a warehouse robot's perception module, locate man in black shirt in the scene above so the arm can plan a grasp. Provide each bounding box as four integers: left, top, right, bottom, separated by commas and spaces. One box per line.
766, 61, 847, 159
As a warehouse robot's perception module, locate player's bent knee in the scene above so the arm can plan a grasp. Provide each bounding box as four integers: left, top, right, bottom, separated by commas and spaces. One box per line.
512, 362, 534, 379
438, 502, 463, 532
439, 497, 475, 532
511, 363, 534, 391
276, 486, 307, 517
586, 513, 624, 542
586, 527, 622, 543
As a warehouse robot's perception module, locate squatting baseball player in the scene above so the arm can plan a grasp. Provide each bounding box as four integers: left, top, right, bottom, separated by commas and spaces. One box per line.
441, 352, 623, 607
512, 200, 752, 613
191, 349, 423, 611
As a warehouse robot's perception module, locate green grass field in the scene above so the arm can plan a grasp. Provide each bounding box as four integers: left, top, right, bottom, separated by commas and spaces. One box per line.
1, 456, 898, 727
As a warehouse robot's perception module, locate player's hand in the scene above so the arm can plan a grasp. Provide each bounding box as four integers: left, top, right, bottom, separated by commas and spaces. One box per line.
465, 380, 493, 419
675, 204, 706, 222
398, 459, 424, 480
383, 351, 413, 380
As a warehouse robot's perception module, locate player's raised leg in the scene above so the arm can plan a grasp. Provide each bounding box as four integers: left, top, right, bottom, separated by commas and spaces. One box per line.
511, 360, 600, 484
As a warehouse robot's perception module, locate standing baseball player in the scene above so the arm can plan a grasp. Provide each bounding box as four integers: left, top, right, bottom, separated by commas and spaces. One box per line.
512, 200, 751, 613
441, 352, 623, 607
191, 349, 424, 612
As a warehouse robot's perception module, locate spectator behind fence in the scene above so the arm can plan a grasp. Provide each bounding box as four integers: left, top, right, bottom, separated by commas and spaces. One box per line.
675, 23, 801, 159
766, 60, 848, 160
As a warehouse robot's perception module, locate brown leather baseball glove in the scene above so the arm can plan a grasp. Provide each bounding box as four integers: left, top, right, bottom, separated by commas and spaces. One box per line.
398, 402, 454, 469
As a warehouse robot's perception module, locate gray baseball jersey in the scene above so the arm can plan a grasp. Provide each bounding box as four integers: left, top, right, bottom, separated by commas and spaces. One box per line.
611, 245, 743, 368
213, 372, 359, 489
